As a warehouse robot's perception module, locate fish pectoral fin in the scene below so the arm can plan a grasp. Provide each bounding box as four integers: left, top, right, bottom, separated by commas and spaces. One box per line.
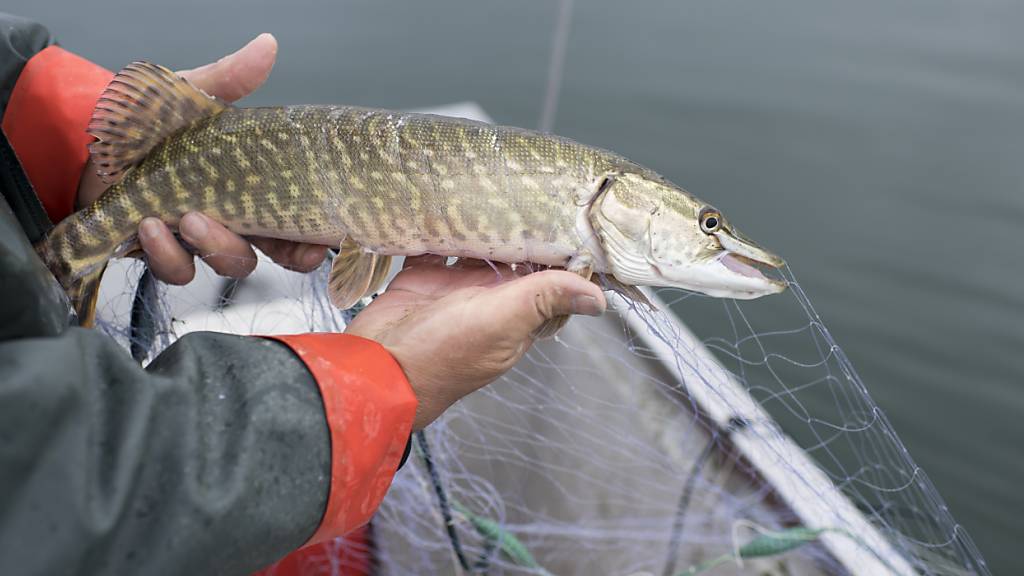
363, 255, 393, 299
88, 62, 229, 184
566, 252, 595, 281
328, 239, 378, 309
532, 252, 595, 339
600, 275, 656, 310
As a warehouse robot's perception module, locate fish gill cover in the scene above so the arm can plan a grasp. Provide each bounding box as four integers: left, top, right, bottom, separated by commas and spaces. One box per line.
94, 251, 988, 576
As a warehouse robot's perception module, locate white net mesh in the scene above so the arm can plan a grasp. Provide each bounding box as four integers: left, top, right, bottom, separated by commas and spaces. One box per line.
94, 251, 988, 576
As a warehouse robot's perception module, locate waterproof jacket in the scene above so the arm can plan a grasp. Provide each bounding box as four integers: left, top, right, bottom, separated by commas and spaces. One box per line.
0, 13, 416, 576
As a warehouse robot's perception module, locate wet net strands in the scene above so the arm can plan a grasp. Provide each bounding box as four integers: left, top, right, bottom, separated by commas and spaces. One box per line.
95, 248, 988, 575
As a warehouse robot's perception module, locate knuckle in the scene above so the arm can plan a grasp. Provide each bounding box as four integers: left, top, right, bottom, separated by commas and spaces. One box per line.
528, 280, 566, 320
212, 257, 255, 279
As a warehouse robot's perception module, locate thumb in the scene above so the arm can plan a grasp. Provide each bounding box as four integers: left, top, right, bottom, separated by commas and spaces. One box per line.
477, 270, 607, 338
80, 34, 279, 206
178, 33, 278, 102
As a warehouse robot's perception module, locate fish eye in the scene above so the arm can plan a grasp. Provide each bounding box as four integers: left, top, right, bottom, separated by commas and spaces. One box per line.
699, 208, 721, 234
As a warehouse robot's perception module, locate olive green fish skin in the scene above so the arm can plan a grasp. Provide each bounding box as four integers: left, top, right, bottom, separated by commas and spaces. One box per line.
50, 105, 640, 284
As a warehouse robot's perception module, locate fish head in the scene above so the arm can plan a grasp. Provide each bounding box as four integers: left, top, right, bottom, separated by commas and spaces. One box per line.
589, 171, 787, 299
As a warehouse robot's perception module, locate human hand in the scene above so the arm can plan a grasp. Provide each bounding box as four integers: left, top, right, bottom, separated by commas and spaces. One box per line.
76, 34, 328, 284
344, 257, 607, 430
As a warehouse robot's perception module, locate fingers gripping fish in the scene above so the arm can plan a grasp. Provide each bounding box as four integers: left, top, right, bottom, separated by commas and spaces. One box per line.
36, 62, 786, 335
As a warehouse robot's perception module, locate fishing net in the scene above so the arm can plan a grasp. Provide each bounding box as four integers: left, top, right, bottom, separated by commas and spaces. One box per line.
94, 246, 989, 576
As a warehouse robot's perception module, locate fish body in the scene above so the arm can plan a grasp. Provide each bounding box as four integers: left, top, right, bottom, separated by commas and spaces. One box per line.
46, 105, 632, 279
37, 62, 786, 330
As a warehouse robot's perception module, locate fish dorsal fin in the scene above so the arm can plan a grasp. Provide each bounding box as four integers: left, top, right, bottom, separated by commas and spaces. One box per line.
328, 238, 379, 310
87, 61, 229, 183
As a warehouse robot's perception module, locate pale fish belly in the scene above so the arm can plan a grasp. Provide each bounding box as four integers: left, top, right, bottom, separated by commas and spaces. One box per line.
349, 182, 589, 266
355, 191, 585, 265
375, 236, 581, 267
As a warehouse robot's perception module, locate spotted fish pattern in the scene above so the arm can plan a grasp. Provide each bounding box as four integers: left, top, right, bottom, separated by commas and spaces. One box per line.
36, 62, 644, 326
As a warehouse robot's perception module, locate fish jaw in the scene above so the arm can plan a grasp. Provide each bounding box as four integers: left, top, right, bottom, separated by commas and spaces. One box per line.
698, 252, 786, 299
632, 251, 784, 299
671, 228, 788, 299
715, 227, 785, 269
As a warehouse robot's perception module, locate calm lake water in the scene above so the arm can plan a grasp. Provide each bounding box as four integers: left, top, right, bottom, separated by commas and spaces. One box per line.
11, 0, 1022, 572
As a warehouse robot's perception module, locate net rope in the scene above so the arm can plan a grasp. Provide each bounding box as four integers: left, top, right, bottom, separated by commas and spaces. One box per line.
93, 253, 989, 576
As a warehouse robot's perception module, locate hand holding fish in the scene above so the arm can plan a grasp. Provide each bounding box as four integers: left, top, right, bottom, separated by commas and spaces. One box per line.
75, 33, 327, 285
344, 256, 607, 430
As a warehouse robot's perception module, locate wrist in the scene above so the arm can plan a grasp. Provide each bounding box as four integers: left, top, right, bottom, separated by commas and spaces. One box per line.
373, 340, 440, 431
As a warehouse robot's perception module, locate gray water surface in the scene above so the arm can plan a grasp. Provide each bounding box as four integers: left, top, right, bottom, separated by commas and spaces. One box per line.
10, 0, 1022, 572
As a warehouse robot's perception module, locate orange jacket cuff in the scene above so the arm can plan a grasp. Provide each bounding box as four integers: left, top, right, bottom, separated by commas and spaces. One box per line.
1, 46, 113, 224
265, 333, 417, 546
252, 527, 372, 576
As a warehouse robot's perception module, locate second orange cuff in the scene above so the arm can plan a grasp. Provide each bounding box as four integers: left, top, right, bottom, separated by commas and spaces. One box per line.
266, 333, 417, 545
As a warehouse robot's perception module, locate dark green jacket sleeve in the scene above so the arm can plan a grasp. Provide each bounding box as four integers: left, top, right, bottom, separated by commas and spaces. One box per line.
0, 12, 53, 243
0, 12, 50, 118
0, 327, 331, 576
0, 200, 331, 576
0, 13, 332, 575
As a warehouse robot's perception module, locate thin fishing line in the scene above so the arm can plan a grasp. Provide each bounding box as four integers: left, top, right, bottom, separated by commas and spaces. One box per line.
415, 431, 471, 573
539, 0, 574, 133
661, 433, 718, 576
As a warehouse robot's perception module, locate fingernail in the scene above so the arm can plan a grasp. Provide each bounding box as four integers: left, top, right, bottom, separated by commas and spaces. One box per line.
181, 213, 208, 242
256, 32, 277, 49
240, 33, 277, 61
572, 295, 604, 317
139, 218, 161, 241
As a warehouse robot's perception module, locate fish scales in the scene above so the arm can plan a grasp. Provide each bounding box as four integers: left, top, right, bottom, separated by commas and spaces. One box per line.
58, 106, 622, 279
38, 61, 786, 328
332, 107, 605, 261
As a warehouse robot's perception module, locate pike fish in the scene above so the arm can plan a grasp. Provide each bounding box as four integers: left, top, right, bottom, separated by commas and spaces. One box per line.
36, 62, 787, 334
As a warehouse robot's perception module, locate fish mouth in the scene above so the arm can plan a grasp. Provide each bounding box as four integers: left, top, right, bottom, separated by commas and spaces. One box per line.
718, 252, 788, 293
712, 229, 787, 295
